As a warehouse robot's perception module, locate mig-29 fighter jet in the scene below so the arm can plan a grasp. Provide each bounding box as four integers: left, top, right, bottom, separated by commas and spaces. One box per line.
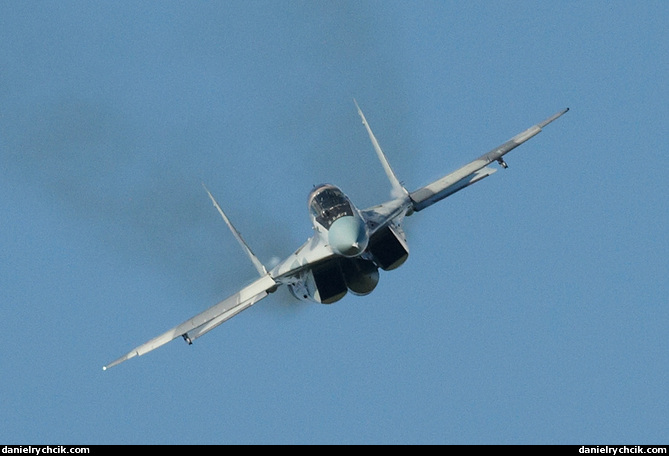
103, 102, 568, 370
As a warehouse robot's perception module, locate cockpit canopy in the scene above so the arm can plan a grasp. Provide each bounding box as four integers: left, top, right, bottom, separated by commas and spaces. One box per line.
308, 184, 354, 229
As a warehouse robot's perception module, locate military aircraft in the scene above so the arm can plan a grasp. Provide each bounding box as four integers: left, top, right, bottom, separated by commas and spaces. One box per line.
103, 102, 568, 370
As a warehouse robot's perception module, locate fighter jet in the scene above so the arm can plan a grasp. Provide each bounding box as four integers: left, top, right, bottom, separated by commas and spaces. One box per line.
103, 102, 568, 370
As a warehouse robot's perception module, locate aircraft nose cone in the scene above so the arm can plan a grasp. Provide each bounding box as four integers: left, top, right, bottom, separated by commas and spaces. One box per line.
328, 216, 368, 257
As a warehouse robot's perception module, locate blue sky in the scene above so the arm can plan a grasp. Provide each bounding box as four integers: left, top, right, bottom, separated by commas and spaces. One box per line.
1, 1, 667, 444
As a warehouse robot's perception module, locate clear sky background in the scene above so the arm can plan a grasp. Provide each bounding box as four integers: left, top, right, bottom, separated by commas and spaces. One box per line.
1, 1, 667, 445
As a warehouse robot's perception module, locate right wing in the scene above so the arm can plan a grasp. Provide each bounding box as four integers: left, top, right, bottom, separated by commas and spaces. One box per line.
103, 273, 277, 370
410, 108, 569, 212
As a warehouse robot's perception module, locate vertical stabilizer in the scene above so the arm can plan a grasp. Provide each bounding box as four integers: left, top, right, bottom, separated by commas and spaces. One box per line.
203, 184, 267, 276
354, 100, 408, 198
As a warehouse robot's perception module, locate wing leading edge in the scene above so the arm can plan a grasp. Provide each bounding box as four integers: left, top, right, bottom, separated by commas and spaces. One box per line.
410, 108, 569, 212
103, 274, 277, 370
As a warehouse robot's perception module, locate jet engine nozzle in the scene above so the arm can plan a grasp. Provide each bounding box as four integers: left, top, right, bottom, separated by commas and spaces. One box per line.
328, 216, 368, 257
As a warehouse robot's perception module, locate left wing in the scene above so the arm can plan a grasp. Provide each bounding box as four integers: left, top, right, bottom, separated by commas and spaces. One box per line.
410, 108, 569, 211
103, 273, 277, 370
